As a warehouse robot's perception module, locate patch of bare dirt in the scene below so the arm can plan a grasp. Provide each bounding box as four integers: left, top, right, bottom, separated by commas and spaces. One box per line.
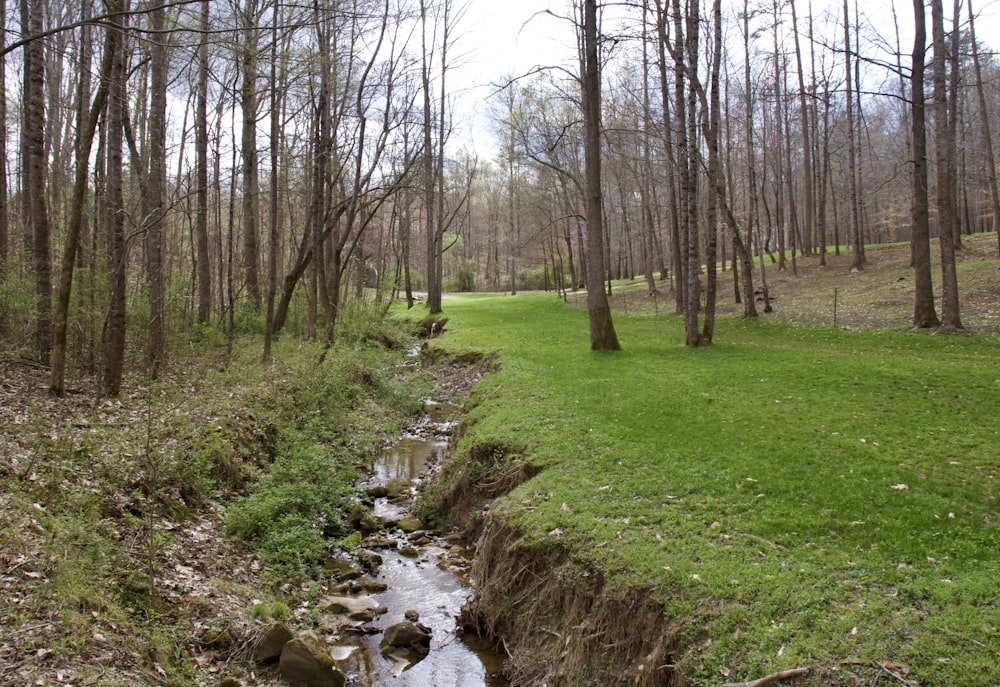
608, 233, 1000, 332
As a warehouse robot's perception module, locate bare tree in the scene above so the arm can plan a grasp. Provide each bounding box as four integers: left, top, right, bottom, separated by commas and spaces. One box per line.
581, 0, 620, 350
101, 0, 129, 397
0, 0, 8, 338
911, 0, 939, 328
23, 0, 52, 360
263, 0, 283, 360
50, 8, 116, 395
790, 0, 815, 257
843, 0, 864, 271
237, 0, 262, 310
966, 0, 1000, 257
195, 0, 211, 325
930, 0, 962, 330
146, 0, 168, 376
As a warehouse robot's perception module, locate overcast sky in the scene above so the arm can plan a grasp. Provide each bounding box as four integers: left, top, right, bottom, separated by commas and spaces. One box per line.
447, 0, 1000, 158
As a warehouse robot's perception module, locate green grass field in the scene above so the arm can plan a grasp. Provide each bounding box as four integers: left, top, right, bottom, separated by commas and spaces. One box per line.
420, 291, 999, 686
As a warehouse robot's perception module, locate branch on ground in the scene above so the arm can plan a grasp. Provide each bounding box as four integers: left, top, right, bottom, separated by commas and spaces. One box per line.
720, 667, 811, 687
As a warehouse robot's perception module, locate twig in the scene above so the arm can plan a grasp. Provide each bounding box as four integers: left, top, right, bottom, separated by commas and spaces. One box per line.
872, 660, 915, 686
720, 666, 810, 687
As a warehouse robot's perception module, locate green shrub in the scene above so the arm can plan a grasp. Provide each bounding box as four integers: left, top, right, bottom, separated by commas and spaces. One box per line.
224, 443, 356, 575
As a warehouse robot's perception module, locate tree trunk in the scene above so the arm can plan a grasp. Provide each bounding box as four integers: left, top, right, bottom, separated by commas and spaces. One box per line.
911, 0, 939, 328
50, 15, 115, 395
421, 0, 441, 314
240, 0, 262, 310
0, 0, 8, 338
791, 0, 814, 258
146, 0, 168, 377
930, 0, 962, 330
582, 0, 620, 351
24, 0, 52, 361
195, 0, 212, 325
741, 0, 763, 316
101, 0, 129, 397
699, 0, 723, 346
264, 0, 283, 360
966, 0, 1000, 258
844, 0, 864, 272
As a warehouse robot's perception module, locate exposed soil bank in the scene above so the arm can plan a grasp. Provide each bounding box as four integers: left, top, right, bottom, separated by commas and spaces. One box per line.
463, 515, 680, 687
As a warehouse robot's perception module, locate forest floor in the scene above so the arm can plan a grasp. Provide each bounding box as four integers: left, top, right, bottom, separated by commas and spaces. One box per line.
603, 232, 1000, 332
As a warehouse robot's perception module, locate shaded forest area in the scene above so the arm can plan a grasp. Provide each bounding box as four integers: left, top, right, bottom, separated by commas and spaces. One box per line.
0, 0, 999, 389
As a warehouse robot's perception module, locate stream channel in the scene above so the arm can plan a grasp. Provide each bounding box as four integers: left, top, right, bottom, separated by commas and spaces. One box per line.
339, 399, 508, 687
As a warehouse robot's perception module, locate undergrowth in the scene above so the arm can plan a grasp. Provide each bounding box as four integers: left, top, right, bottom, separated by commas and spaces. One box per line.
0, 304, 428, 685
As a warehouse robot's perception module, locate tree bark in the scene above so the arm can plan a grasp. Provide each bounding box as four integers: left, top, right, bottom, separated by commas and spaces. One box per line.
146, 0, 168, 377
930, 0, 962, 330
582, 0, 620, 351
263, 0, 283, 360
790, 0, 814, 257
911, 0, 939, 328
843, 0, 864, 272
24, 0, 52, 361
239, 0, 262, 310
195, 0, 211, 325
101, 0, 129, 397
0, 0, 8, 338
699, 0, 722, 346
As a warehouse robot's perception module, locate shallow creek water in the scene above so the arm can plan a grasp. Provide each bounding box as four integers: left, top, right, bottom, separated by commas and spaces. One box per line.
340, 400, 508, 687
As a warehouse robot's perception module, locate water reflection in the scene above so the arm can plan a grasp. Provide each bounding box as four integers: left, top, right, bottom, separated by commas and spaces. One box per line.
344, 400, 507, 687
373, 437, 447, 483
342, 549, 507, 686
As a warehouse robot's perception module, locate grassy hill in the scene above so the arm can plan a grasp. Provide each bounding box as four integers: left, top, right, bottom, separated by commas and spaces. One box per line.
421, 235, 1000, 686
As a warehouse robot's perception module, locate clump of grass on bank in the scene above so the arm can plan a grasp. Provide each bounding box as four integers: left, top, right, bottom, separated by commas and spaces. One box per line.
429, 291, 1000, 686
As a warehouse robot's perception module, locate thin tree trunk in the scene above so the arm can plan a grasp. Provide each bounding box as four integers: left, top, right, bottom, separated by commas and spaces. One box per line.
263, 0, 282, 360
195, 0, 211, 325
24, 0, 52, 361
699, 0, 722, 345
947, 0, 962, 249
50, 16, 114, 395
967, 0, 1000, 257
844, 0, 864, 271
146, 0, 167, 377
0, 0, 8, 337
791, 0, 814, 257
931, 0, 962, 330
240, 0, 262, 310
911, 0, 940, 327
742, 0, 764, 316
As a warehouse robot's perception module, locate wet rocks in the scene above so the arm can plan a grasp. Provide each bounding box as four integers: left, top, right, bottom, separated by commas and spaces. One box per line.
397, 516, 423, 533
379, 621, 432, 658
322, 595, 388, 623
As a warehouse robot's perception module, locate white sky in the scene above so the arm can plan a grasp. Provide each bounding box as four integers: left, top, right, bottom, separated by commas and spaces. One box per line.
448, 0, 1000, 158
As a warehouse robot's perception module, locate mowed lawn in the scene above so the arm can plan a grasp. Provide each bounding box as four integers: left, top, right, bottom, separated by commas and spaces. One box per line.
426, 292, 999, 686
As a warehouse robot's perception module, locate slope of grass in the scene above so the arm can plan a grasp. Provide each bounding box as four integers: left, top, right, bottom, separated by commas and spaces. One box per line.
425, 291, 1000, 686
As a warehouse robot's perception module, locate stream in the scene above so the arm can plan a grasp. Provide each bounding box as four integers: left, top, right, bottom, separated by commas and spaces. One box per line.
340, 400, 508, 687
